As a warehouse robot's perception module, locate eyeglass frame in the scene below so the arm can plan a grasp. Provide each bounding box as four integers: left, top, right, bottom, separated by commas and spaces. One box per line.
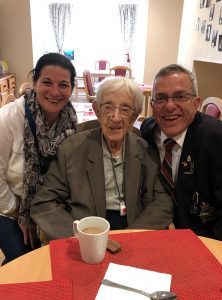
151, 92, 196, 105
99, 103, 136, 118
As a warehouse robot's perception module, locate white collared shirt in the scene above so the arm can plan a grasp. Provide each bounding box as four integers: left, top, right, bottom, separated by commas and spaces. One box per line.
155, 129, 187, 183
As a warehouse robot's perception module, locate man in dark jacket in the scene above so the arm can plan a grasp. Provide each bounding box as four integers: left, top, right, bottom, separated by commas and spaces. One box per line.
141, 64, 222, 240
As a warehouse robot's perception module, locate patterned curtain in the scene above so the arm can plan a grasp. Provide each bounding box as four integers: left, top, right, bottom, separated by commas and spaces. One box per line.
49, 3, 72, 54
118, 4, 138, 63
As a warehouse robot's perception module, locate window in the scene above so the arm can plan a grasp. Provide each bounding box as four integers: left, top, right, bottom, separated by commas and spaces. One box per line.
30, 0, 148, 82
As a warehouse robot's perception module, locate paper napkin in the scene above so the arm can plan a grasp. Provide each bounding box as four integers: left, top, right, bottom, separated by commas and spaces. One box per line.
96, 263, 172, 300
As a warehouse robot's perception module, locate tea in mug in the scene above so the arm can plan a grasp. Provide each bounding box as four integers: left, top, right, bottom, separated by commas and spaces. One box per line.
82, 227, 103, 234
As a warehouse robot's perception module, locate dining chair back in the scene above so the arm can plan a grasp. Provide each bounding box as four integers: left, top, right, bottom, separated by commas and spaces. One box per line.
83, 70, 96, 102
95, 60, 110, 71
95, 60, 110, 82
109, 66, 132, 78
18, 82, 33, 97
74, 77, 85, 101
200, 97, 222, 120
1, 94, 16, 107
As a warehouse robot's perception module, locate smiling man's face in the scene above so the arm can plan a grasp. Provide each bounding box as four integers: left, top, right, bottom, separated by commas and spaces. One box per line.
152, 72, 200, 138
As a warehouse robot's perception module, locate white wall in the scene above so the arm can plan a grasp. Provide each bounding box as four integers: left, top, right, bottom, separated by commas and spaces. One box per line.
144, 0, 184, 83
178, 0, 222, 99
178, 0, 222, 68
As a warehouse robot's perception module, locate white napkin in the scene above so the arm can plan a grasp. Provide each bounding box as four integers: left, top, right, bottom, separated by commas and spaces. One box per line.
96, 263, 172, 300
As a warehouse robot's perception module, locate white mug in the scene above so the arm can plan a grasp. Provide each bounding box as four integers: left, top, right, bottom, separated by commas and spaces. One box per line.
73, 216, 110, 264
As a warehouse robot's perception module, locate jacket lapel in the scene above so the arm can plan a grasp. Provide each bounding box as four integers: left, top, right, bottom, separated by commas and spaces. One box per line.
86, 128, 106, 218
124, 134, 142, 224
177, 114, 200, 189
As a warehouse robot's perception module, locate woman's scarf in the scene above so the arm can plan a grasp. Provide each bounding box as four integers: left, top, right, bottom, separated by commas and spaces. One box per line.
19, 91, 77, 225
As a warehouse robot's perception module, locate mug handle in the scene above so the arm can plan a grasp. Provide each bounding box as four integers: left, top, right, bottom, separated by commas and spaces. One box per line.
73, 220, 79, 238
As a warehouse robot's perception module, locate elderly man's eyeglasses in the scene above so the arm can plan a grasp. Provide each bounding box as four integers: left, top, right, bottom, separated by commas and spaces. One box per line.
100, 103, 135, 117
152, 92, 196, 105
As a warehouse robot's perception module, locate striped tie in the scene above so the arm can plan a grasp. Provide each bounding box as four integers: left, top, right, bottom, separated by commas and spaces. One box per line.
161, 138, 176, 202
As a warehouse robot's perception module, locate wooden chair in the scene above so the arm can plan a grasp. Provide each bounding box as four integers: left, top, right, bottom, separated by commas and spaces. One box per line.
0, 94, 16, 107
95, 60, 110, 82
74, 77, 86, 101
95, 60, 110, 70
200, 97, 222, 120
109, 66, 132, 78
18, 82, 33, 97
83, 70, 96, 103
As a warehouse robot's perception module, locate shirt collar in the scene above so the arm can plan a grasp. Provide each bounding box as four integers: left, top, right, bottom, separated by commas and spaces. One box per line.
160, 129, 187, 148
101, 134, 126, 159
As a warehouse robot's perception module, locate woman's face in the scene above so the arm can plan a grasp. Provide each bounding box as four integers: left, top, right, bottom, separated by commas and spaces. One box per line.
94, 89, 136, 151
33, 65, 72, 124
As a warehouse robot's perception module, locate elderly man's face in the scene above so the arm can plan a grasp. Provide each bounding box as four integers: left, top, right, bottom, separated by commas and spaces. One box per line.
94, 90, 136, 150
151, 73, 200, 138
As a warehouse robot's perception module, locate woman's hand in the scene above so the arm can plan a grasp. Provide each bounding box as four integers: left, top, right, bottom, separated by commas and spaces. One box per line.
18, 221, 39, 249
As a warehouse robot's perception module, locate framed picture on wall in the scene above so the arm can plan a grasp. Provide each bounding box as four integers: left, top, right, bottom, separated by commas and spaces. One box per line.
211, 30, 218, 47
216, 0, 221, 2
196, 17, 200, 30
200, 0, 205, 8
218, 35, 222, 51
205, 24, 212, 41
201, 20, 206, 33
219, 7, 222, 24
206, 0, 211, 7
209, 4, 215, 21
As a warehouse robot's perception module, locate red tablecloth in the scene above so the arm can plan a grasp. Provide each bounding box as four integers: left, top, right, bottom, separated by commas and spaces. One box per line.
0, 279, 73, 300
49, 229, 222, 300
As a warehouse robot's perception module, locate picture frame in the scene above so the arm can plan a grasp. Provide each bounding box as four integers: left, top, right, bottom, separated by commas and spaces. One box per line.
201, 20, 206, 34
209, 4, 215, 21
196, 17, 200, 30
205, 24, 212, 41
211, 30, 218, 47
200, 0, 205, 8
218, 35, 222, 51
206, 0, 211, 7
219, 7, 222, 24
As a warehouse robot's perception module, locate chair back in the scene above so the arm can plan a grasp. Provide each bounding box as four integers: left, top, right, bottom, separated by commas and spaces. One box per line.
1, 94, 16, 107
110, 66, 132, 78
95, 60, 110, 70
200, 97, 222, 120
83, 70, 96, 102
205, 103, 220, 119
18, 82, 33, 97
95, 60, 110, 82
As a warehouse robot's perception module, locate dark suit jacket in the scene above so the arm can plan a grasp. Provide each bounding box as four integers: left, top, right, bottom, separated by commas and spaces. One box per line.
31, 128, 173, 240
141, 112, 222, 240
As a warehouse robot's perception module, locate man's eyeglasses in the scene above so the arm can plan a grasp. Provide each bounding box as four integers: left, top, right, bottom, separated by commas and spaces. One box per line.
152, 92, 196, 105
100, 103, 135, 117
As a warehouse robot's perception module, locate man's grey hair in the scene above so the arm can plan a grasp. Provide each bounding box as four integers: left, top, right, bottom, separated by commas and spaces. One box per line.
153, 64, 198, 97
96, 76, 144, 116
